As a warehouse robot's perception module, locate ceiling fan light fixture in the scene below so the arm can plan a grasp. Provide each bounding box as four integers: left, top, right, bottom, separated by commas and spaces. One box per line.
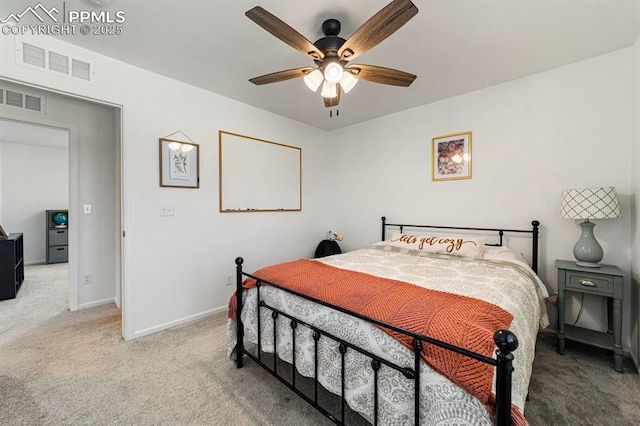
321, 81, 338, 98
340, 71, 358, 94
303, 69, 323, 92
323, 61, 344, 84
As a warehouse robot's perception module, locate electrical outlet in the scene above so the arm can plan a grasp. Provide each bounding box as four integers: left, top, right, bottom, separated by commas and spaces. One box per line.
226, 273, 233, 286
82, 273, 93, 285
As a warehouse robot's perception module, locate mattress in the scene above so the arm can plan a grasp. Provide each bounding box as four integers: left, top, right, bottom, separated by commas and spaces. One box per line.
228, 245, 549, 424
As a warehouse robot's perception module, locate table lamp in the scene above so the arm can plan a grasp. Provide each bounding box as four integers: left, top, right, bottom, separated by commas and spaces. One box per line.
561, 187, 621, 267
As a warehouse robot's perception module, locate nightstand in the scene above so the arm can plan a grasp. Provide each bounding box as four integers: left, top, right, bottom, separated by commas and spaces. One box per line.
555, 260, 624, 372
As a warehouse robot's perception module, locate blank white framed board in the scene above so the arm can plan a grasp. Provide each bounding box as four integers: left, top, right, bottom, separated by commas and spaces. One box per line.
219, 131, 302, 212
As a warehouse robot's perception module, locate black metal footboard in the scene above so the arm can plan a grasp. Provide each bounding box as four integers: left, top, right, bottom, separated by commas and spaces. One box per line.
234, 256, 519, 426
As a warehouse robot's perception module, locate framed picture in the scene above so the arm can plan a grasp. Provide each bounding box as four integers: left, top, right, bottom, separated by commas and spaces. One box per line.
0, 225, 8, 239
431, 131, 472, 181
159, 138, 200, 188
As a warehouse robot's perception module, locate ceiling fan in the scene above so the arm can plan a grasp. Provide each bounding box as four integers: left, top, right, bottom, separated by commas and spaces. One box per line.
245, 0, 418, 109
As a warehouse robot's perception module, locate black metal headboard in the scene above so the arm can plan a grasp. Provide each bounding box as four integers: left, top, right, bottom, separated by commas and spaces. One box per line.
381, 216, 540, 273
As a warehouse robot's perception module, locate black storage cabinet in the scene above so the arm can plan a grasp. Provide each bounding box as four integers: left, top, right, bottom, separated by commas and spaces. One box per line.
0, 233, 24, 300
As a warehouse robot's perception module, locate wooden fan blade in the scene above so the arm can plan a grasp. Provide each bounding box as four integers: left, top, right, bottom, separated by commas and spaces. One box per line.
249, 67, 314, 85
246, 7, 325, 61
323, 84, 341, 108
338, 0, 418, 62
347, 64, 416, 87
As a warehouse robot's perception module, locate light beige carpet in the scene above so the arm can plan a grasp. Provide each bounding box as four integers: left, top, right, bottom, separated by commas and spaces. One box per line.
1, 264, 638, 425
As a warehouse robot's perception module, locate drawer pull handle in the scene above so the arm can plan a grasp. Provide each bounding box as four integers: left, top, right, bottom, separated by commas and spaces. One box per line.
580, 279, 596, 287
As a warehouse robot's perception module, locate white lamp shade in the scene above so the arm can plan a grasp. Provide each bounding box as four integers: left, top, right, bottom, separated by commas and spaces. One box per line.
561, 187, 621, 219
323, 62, 344, 84
340, 71, 358, 94
321, 81, 338, 98
303, 69, 323, 92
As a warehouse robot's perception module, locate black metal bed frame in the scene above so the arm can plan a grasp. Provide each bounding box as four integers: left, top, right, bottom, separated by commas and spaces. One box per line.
234, 217, 541, 426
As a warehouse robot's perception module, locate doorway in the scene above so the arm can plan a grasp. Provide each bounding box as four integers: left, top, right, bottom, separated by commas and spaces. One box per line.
0, 81, 124, 332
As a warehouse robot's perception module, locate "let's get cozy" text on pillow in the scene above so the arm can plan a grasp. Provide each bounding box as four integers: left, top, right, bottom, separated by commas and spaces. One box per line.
387, 233, 486, 258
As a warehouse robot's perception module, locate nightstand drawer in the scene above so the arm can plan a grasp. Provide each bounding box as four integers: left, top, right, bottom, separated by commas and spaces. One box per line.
566, 271, 613, 296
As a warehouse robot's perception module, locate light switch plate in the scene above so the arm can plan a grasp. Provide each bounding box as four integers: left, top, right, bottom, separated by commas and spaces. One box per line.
159, 204, 174, 216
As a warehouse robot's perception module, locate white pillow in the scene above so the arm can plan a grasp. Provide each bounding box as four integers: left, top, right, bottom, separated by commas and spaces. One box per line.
481, 246, 528, 263
386, 233, 486, 258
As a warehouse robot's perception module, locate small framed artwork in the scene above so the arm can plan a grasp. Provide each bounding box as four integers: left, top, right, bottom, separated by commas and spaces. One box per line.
159, 138, 200, 188
431, 131, 472, 181
0, 225, 8, 239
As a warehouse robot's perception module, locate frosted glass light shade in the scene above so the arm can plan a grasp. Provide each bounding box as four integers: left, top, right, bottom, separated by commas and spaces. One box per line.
303, 69, 323, 92
323, 62, 343, 84
321, 81, 337, 98
340, 71, 358, 93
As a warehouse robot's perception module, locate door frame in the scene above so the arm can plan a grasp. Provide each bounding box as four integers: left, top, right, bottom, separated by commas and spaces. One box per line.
0, 90, 127, 334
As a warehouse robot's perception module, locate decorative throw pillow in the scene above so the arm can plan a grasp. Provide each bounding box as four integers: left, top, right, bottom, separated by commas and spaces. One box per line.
481, 246, 528, 264
387, 233, 486, 257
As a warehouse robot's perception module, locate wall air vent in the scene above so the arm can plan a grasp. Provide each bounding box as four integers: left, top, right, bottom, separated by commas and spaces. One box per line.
23, 43, 46, 68
49, 51, 69, 74
25, 95, 42, 111
0, 87, 45, 113
18, 42, 92, 82
6, 90, 23, 108
71, 59, 91, 81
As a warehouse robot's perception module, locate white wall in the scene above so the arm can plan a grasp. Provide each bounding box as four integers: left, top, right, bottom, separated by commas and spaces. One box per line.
1, 33, 635, 351
0, 140, 68, 264
631, 34, 640, 365
0, 34, 330, 339
326, 49, 635, 349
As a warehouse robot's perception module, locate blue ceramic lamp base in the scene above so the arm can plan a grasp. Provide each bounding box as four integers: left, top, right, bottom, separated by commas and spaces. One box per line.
573, 220, 603, 268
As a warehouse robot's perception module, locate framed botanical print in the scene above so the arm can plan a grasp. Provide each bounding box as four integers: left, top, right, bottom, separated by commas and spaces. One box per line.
159, 138, 200, 188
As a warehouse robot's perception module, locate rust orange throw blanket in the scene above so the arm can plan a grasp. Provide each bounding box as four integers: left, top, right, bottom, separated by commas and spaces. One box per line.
238, 259, 526, 424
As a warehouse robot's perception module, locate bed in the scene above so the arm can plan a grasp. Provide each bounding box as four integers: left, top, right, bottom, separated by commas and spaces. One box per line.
227, 218, 549, 425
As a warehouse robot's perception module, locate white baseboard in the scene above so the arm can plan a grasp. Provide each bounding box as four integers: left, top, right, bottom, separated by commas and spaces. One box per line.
24, 260, 46, 266
77, 297, 116, 310
131, 305, 227, 340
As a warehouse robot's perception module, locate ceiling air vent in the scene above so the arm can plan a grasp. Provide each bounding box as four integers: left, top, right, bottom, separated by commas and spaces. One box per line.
6, 91, 23, 108
49, 51, 69, 75
72, 59, 91, 81
23, 43, 46, 68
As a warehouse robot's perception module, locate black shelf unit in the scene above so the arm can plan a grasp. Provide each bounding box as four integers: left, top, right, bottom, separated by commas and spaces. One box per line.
0, 233, 24, 300
46, 210, 68, 264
